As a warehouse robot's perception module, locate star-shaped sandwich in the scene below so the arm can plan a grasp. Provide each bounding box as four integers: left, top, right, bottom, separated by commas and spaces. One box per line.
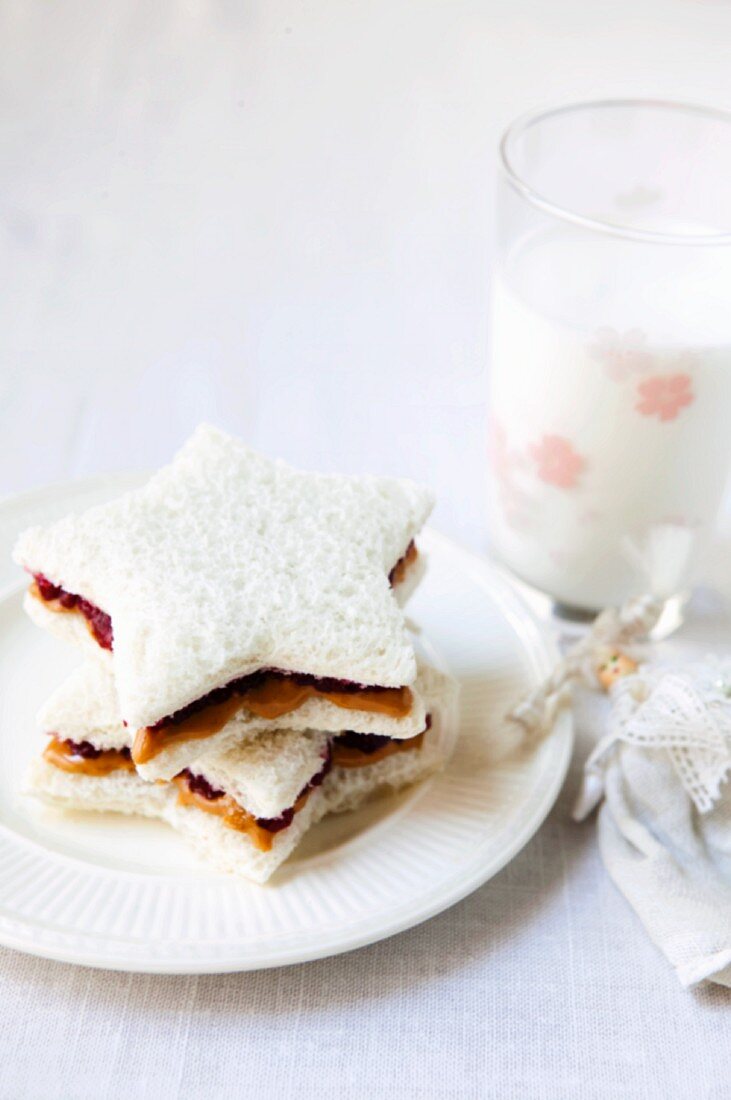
28, 659, 456, 882
15, 425, 434, 779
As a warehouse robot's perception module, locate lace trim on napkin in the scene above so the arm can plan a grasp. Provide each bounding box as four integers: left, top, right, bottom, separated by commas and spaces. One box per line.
576, 660, 731, 818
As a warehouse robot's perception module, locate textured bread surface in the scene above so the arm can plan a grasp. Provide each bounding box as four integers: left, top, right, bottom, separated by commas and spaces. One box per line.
24, 592, 109, 664
15, 424, 433, 728
37, 662, 128, 751
165, 786, 327, 884
24, 553, 424, 654
195, 729, 331, 820
27, 758, 169, 819
27, 758, 327, 884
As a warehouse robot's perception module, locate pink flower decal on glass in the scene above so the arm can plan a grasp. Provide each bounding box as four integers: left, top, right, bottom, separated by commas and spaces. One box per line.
530, 435, 585, 489
635, 374, 694, 422
589, 327, 654, 382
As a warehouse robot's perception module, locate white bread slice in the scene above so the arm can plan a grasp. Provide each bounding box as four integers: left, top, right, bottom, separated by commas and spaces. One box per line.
38, 658, 431, 784
26, 758, 169, 819
37, 661, 126, 751
164, 785, 327, 884
23, 555, 425, 655
26, 758, 326, 884
192, 730, 330, 820
15, 424, 433, 730
24, 589, 108, 663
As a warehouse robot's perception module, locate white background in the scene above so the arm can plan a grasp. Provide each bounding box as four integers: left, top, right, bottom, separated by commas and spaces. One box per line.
1, 2, 730, 1097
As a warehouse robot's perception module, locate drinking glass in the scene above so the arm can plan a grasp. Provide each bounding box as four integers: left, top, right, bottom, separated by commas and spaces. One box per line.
489, 99, 731, 625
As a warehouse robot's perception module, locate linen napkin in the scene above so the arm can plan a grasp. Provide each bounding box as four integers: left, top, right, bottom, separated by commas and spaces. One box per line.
575, 660, 731, 987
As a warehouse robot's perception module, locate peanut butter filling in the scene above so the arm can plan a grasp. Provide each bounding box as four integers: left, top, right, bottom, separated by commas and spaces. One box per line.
132, 680, 413, 765
43, 737, 135, 777
331, 730, 424, 768
170, 775, 310, 852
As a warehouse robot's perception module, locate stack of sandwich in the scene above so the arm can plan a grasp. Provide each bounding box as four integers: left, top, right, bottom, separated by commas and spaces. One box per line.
15, 425, 457, 882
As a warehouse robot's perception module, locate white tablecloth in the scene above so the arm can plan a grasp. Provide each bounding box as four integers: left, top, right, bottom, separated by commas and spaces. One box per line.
2, 714, 729, 1100
1, 3, 730, 1097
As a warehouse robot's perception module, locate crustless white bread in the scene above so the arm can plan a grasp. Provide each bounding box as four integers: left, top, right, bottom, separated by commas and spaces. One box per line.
15, 425, 433, 733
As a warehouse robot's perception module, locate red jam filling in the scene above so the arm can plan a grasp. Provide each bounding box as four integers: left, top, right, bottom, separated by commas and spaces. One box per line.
334, 731, 394, 755
32, 574, 114, 650
331, 715, 430, 768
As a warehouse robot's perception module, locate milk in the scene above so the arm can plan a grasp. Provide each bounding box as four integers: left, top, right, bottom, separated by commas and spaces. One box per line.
489, 225, 731, 610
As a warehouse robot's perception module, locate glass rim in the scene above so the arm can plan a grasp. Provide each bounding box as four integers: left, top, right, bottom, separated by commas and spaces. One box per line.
499, 97, 731, 246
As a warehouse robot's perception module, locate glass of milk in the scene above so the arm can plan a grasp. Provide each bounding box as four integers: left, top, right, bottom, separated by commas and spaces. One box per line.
489, 99, 731, 626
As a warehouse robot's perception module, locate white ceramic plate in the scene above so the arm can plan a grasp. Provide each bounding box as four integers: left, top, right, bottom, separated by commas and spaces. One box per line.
0, 475, 572, 973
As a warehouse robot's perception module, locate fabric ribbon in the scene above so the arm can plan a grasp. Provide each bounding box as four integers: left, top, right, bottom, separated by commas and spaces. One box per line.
507, 594, 664, 742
